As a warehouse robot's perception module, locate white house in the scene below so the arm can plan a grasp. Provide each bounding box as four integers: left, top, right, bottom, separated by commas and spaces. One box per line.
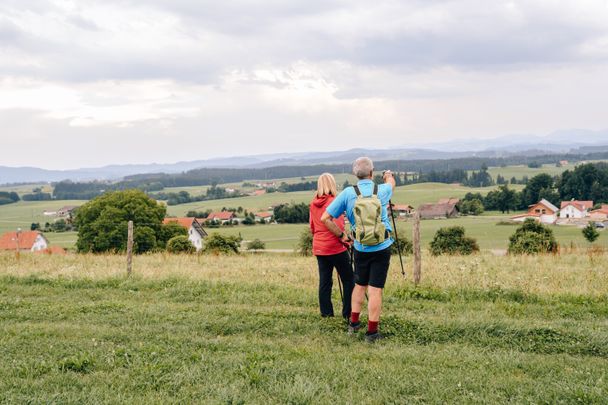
163, 218, 208, 251
254, 212, 273, 223
511, 199, 560, 225
559, 200, 594, 219
0, 231, 49, 252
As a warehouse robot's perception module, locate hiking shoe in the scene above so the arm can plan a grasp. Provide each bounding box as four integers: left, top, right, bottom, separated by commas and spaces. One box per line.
365, 332, 385, 343
347, 321, 361, 334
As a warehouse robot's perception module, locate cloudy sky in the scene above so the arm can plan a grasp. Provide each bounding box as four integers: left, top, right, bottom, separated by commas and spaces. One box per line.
1, 0, 608, 169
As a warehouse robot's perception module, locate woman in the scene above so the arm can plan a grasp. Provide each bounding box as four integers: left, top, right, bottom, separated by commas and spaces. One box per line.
309, 173, 354, 319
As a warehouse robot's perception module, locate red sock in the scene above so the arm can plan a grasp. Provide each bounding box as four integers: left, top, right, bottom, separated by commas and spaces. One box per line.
368, 321, 379, 334
351, 312, 360, 324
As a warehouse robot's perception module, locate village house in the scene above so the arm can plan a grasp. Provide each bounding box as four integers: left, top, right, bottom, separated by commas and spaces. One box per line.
254, 212, 273, 223
206, 211, 236, 224
559, 200, 594, 219
589, 205, 608, 221
511, 199, 560, 225
163, 218, 208, 251
418, 198, 460, 220
57, 205, 79, 217
0, 230, 49, 252
390, 204, 414, 218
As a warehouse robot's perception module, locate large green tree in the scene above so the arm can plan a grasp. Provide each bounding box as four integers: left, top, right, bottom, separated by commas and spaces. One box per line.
75, 190, 166, 253
520, 173, 558, 208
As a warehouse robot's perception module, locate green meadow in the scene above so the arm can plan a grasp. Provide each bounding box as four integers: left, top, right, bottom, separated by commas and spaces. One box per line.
0, 252, 606, 403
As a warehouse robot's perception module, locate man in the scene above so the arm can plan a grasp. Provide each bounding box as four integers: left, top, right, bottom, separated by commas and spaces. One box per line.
321, 157, 395, 343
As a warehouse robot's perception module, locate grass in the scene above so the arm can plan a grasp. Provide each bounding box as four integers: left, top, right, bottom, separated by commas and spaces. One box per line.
0, 252, 606, 403
0, 200, 84, 234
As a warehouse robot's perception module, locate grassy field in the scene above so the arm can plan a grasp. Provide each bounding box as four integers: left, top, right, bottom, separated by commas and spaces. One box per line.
0, 252, 606, 403
0, 200, 84, 234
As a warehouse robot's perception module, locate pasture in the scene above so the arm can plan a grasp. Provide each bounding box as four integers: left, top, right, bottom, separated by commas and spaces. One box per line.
0, 252, 606, 403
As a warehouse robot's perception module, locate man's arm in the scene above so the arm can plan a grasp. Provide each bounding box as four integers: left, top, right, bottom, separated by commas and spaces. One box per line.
321, 211, 350, 242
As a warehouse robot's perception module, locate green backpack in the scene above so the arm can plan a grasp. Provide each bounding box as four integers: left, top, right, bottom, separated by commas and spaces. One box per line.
352, 184, 386, 246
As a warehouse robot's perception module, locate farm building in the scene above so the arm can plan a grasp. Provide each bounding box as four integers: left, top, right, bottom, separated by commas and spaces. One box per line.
589, 205, 608, 221
163, 217, 208, 251
255, 212, 273, 223
57, 205, 79, 217
418, 199, 459, 219
0, 231, 49, 252
511, 199, 560, 225
206, 211, 236, 224
390, 204, 414, 217
559, 200, 594, 219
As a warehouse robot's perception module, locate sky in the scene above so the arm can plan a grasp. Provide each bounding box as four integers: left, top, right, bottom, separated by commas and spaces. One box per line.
1, 0, 608, 169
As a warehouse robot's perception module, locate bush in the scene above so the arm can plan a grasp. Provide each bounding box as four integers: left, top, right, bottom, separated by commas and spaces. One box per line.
158, 222, 188, 249
296, 228, 313, 256
166, 235, 195, 254
391, 237, 413, 255
582, 223, 600, 244
202, 233, 241, 254
429, 226, 479, 256
508, 219, 558, 255
247, 239, 266, 251
242, 216, 255, 226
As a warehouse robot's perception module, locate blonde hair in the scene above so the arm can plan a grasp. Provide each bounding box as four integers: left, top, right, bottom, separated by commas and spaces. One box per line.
316, 173, 338, 197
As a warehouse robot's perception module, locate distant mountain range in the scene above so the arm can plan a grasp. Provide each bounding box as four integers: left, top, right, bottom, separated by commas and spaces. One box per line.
2, 129, 607, 184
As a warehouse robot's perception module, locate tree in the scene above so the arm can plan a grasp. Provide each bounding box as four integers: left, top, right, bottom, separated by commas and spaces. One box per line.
166, 235, 195, 254
75, 190, 166, 253
158, 222, 188, 248
508, 219, 558, 255
30, 223, 40, 231
520, 173, 556, 208
429, 227, 479, 256
202, 233, 241, 254
582, 223, 600, 244
247, 239, 266, 251
495, 184, 518, 214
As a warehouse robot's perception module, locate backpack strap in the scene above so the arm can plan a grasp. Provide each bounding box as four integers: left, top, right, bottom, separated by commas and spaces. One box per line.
353, 185, 362, 196
372, 184, 378, 196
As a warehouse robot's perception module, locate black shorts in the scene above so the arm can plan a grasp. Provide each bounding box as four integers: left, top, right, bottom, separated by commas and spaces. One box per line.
353, 246, 391, 288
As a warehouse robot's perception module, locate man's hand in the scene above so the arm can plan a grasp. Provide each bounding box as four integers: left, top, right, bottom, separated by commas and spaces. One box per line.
383, 170, 396, 190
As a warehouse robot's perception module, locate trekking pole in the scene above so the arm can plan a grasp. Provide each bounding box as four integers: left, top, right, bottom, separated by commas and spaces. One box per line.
389, 199, 406, 277
336, 272, 344, 306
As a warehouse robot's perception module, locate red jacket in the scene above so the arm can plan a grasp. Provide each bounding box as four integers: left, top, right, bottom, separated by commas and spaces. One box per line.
310, 194, 347, 256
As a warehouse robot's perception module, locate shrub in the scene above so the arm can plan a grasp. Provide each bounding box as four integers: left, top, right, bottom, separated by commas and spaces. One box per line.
166, 235, 195, 254
247, 239, 266, 251
430, 226, 479, 256
158, 222, 188, 249
582, 223, 600, 244
508, 219, 558, 255
202, 233, 241, 254
242, 216, 255, 226
391, 237, 413, 255
296, 228, 313, 256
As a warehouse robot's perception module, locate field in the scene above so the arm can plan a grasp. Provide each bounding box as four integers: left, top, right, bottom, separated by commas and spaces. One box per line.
0, 252, 606, 403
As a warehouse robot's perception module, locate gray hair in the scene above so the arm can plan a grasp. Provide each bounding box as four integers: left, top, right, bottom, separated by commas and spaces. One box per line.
352, 157, 374, 179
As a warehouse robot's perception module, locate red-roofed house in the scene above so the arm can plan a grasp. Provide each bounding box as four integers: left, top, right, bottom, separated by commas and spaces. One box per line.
590, 205, 608, 221
254, 212, 273, 223
0, 231, 49, 252
511, 199, 560, 225
163, 217, 208, 251
559, 200, 594, 219
206, 211, 236, 224
390, 203, 414, 218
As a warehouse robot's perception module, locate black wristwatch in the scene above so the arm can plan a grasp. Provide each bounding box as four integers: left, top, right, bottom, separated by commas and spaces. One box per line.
339, 232, 344, 239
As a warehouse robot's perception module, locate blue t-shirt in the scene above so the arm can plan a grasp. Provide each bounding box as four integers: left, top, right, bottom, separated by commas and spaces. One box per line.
326, 179, 394, 252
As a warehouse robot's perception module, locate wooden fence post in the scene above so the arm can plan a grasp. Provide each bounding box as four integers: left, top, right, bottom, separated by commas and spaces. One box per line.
413, 212, 421, 286
126, 220, 133, 276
